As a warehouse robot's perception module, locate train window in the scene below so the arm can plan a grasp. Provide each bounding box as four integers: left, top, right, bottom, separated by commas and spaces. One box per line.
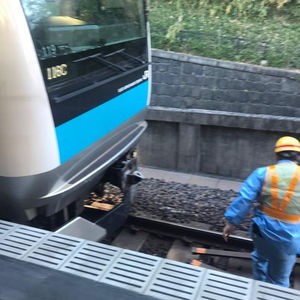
20, 0, 146, 60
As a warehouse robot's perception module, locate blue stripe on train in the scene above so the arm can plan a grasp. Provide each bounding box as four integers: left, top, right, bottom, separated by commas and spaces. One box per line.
55, 81, 148, 163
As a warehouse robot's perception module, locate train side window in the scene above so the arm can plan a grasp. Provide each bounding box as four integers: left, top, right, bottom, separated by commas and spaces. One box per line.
20, 0, 146, 60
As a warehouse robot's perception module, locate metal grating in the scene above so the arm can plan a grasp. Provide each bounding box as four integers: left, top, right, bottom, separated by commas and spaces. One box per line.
23, 233, 84, 269
253, 280, 300, 300
0, 222, 49, 259
196, 269, 253, 300
60, 241, 121, 281
100, 249, 162, 293
145, 259, 205, 300
0, 220, 16, 240
0, 220, 299, 300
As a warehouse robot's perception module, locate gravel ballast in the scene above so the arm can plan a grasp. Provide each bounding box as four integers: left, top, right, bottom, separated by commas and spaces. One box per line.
131, 178, 252, 233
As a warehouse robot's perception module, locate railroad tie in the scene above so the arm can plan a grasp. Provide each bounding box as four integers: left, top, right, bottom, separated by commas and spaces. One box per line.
192, 247, 300, 264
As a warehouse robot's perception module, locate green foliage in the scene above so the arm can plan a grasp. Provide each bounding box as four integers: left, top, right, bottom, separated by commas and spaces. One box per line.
149, 0, 300, 69
168, 0, 293, 18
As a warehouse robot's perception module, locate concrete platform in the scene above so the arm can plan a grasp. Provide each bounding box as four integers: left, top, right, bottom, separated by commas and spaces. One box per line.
139, 166, 242, 192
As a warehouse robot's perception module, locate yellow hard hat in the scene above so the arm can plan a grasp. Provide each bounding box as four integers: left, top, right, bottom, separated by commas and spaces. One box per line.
274, 136, 300, 153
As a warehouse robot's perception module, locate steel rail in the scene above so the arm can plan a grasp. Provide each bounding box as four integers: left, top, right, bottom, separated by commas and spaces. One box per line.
127, 215, 253, 251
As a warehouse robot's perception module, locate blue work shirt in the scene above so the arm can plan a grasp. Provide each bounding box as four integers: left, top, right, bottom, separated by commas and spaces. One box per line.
224, 160, 300, 254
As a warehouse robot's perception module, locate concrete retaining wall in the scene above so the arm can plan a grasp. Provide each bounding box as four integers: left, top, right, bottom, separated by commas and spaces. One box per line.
137, 50, 300, 179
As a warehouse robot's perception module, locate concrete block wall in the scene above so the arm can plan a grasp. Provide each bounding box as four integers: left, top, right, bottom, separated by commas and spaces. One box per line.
137, 50, 300, 179
150, 49, 300, 117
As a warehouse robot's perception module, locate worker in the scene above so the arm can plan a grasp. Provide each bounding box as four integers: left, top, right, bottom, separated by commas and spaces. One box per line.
223, 136, 300, 288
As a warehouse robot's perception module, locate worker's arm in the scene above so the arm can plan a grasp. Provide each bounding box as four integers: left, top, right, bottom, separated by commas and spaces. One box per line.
223, 167, 266, 240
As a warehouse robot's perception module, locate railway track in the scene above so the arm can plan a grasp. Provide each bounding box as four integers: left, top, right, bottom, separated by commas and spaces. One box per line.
108, 215, 300, 290
111, 215, 254, 278
81, 184, 300, 291
127, 215, 252, 250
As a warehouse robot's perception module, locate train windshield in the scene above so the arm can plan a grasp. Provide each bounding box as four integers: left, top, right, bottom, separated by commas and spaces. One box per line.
20, 0, 146, 60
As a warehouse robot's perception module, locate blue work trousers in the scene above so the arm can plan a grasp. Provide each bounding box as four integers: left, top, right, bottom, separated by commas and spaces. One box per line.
251, 232, 296, 287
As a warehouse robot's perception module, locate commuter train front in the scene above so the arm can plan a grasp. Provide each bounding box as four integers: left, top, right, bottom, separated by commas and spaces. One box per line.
0, 0, 151, 229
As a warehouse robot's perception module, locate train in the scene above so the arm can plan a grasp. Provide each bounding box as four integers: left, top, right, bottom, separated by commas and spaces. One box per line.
0, 0, 151, 232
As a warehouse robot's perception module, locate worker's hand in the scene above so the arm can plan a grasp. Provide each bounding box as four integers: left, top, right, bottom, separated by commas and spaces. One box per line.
223, 222, 235, 242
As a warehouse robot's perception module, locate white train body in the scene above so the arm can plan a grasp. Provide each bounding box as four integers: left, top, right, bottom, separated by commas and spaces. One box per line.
0, 0, 151, 229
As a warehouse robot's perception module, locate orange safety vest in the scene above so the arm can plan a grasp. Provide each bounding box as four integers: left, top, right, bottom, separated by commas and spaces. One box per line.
260, 163, 300, 223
